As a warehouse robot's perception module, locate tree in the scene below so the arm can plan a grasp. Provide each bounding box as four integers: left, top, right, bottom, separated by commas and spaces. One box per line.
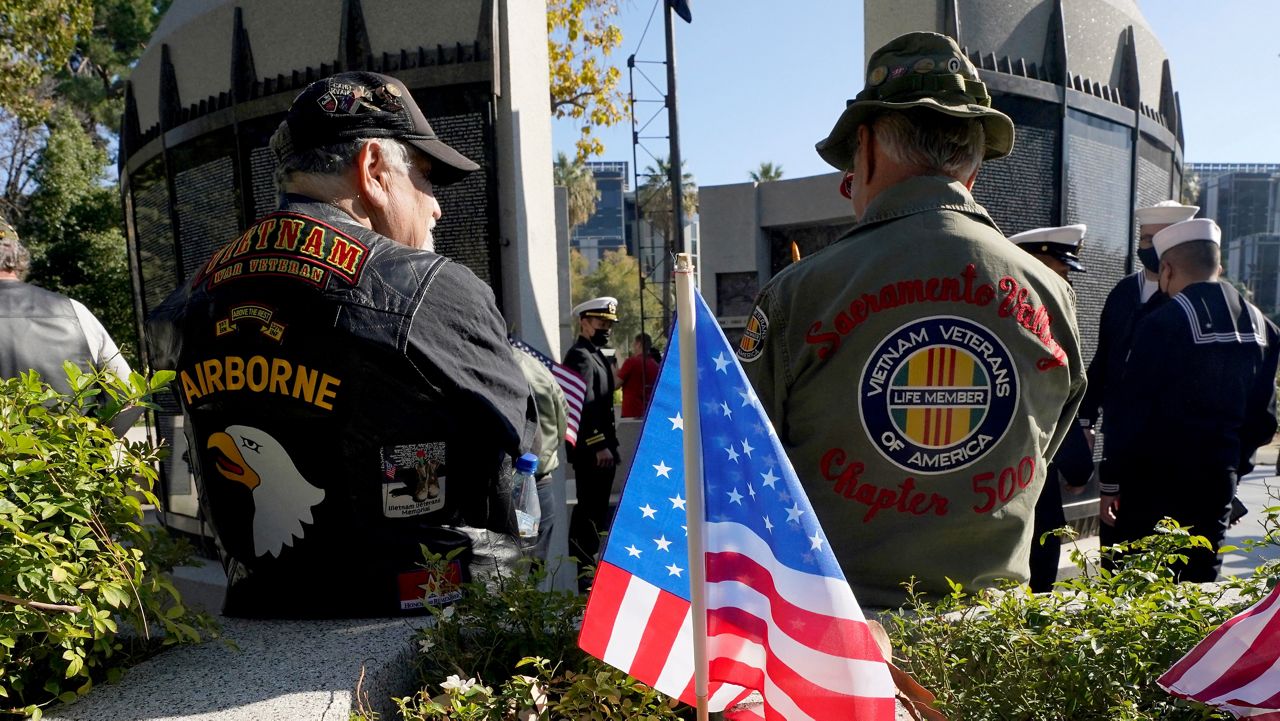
0, 0, 93, 124
637, 156, 697, 246
20, 108, 135, 364
553, 152, 600, 230
0, 0, 170, 369
568, 248, 665, 356
547, 0, 626, 161
1181, 171, 1201, 206
749, 162, 784, 183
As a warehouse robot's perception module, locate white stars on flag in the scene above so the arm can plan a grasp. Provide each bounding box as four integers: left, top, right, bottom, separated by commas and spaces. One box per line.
738, 389, 754, 407
669, 494, 686, 510
727, 488, 744, 505
720, 402, 733, 418
725, 445, 740, 463
713, 352, 731, 373
669, 413, 683, 431
741, 438, 754, 458
763, 515, 774, 533
747, 483, 756, 499
626, 544, 642, 558
666, 563, 684, 577
761, 468, 780, 489
809, 532, 825, 551
654, 535, 673, 552
653, 460, 672, 478
640, 504, 658, 519
786, 502, 805, 524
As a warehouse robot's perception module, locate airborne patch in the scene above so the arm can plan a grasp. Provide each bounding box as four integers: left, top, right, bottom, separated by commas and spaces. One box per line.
859, 315, 1019, 475
736, 305, 769, 363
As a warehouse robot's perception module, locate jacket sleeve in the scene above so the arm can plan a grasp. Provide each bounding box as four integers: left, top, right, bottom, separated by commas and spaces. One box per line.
1239, 322, 1280, 474
1079, 289, 1117, 427
740, 287, 790, 442
407, 262, 535, 460
1042, 287, 1087, 463
1098, 315, 1168, 495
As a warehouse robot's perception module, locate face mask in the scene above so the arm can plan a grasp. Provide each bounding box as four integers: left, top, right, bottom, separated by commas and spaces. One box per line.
1137, 246, 1160, 273
591, 328, 612, 347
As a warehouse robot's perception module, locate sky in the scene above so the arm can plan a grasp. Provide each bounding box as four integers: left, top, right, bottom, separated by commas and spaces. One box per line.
550, 0, 1280, 188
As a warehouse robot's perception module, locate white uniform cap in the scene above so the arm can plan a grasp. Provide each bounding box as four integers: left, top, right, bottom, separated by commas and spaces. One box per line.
1153, 218, 1221, 259
1008, 224, 1086, 250
1135, 200, 1199, 227
572, 296, 619, 321
1009, 224, 1087, 271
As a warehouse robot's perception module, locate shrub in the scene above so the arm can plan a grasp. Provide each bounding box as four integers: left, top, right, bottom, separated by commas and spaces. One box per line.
887, 518, 1280, 721
0, 365, 217, 718
366, 552, 690, 720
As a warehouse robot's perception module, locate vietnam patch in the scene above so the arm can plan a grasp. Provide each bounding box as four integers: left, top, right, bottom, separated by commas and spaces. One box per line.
859, 315, 1018, 475
736, 305, 769, 363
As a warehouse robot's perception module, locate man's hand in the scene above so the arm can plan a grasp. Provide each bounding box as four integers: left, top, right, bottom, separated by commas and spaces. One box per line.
596, 448, 616, 468
1099, 493, 1120, 527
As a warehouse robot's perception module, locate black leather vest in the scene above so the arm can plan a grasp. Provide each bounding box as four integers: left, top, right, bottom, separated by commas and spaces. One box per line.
0, 281, 92, 394
147, 198, 533, 618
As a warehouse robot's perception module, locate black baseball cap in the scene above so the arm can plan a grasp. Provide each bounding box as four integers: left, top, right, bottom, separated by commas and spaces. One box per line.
277, 71, 479, 186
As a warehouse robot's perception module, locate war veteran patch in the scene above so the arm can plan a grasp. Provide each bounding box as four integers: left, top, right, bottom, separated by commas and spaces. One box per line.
859, 315, 1018, 475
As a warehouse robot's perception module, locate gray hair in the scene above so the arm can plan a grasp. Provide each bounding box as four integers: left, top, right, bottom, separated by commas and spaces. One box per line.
0, 236, 31, 280
269, 123, 412, 195
870, 109, 986, 181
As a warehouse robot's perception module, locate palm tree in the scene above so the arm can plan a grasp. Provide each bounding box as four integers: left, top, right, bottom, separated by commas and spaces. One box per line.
637, 156, 697, 246
553, 152, 600, 230
636, 156, 698, 335
749, 161, 784, 183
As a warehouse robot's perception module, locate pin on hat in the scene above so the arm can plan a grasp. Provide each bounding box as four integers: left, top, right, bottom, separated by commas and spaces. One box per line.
1153, 218, 1221, 259
274, 71, 479, 185
1136, 200, 1199, 227
816, 31, 1015, 171
1010, 224, 1088, 272
573, 296, 618, 321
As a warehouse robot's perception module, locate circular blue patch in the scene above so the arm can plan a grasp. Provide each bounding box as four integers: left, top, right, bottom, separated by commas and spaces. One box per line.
859, 315, 1018, 475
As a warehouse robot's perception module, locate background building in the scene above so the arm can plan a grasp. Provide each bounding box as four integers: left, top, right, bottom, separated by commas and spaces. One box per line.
571, 161, 629, 270
1189, 163, 1280, 315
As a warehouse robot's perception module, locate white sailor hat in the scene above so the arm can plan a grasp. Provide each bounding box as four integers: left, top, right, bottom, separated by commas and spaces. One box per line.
1009, 224, 1087, 272
1135, 200, 1199, 227
572, 296, 619, 321
1153, 218, 1221, 259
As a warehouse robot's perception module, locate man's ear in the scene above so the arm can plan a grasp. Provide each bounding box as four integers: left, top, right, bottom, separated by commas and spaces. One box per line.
355, 140, 393, 211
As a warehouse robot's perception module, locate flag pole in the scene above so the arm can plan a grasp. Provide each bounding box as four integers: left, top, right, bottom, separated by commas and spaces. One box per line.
675, 252, 710, 721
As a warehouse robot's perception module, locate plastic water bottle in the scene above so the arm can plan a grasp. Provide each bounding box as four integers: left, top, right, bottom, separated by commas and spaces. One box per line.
513, 453, 541, 539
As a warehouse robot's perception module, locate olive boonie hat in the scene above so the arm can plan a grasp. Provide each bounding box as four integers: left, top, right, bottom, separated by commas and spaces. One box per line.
816, 32, 1015, 170
276, 71, 479, 186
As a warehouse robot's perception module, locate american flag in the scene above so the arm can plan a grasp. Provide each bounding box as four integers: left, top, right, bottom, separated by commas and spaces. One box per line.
578, 289, 896, 719
1159, 583, 1280, 719
510, 337, 586, 445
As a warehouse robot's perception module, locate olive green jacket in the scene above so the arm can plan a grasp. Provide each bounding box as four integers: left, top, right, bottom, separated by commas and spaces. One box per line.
513, 348, 566, 479
740, 175, 1085, 608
